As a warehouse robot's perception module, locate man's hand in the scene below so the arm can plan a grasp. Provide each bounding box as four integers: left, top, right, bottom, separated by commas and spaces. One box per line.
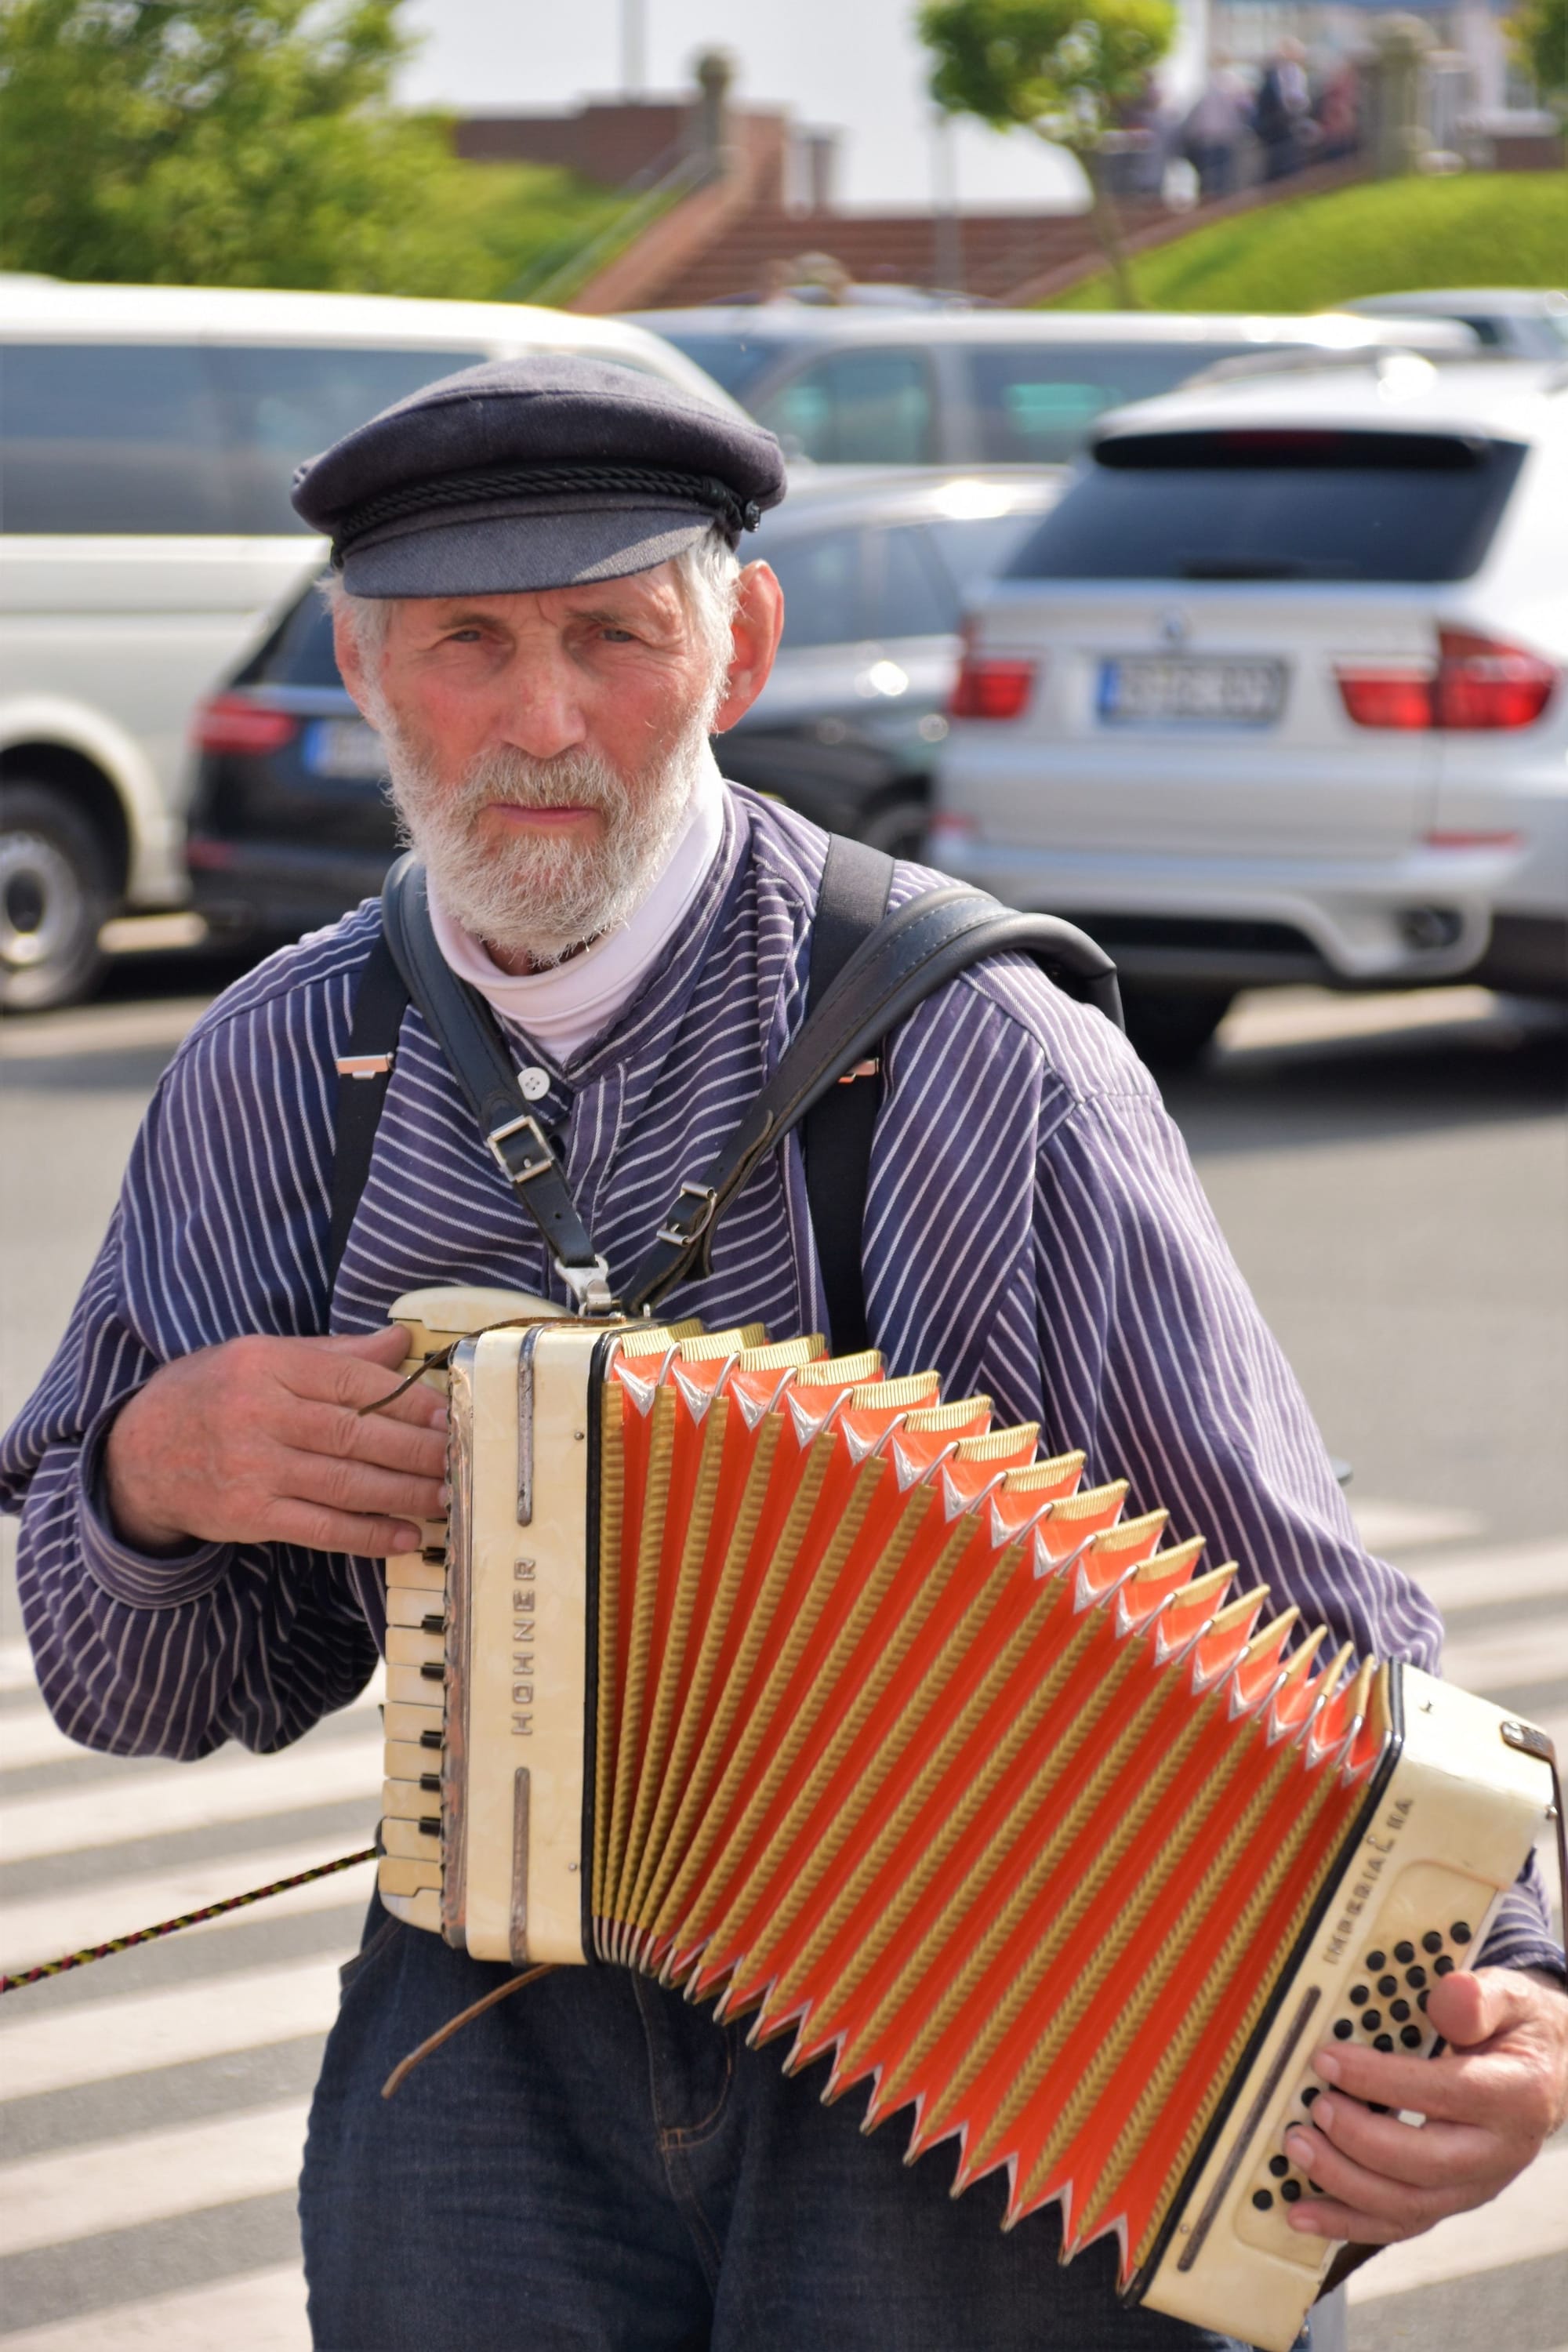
104, 1327, 447, 1561
1283, 1965, 1568, 2247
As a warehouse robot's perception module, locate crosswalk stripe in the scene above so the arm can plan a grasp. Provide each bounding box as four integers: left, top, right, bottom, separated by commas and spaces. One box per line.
0, 2096, 310, 2258
1, 1735, 382, 1864
0, 1683, 382, 1776
0, 2262, 310, 2352
0, 1841, 376, 1975
1439, 1613, 1568, 1699
1410, 1541, 1568, 1617
1346, 2143, 1568, 2301
0, 1956, 343, 2102
0, 1642, 41, 1695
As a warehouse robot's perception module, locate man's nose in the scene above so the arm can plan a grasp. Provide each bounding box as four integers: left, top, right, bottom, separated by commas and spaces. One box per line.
495, 661, 586, 761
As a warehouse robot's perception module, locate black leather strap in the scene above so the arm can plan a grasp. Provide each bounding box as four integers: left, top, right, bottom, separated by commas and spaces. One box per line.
379, 855, 610, 1303
622, 884, 1122, 1319
800, 837, 895, 1352
326, 927, 409, 1289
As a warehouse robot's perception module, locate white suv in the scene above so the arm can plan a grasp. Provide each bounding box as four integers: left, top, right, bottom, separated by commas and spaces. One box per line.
929, 354, 1568, 1063
0, 278, 734, 1010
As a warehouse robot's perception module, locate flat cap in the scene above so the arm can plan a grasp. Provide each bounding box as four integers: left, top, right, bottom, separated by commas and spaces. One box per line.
291, 352, 787, 598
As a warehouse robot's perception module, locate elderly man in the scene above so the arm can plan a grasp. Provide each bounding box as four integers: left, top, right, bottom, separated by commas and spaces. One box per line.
2, 357, 1563, 2352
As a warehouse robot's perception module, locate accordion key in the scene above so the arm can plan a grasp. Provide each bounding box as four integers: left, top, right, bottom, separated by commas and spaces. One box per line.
377, 1291, 1559, 2352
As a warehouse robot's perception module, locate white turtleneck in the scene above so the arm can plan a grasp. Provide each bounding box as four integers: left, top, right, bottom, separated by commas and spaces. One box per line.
426, 746, 727, 1065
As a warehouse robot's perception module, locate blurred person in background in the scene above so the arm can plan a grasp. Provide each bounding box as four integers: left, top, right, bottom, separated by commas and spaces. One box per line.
1181, 61, 1254, 198
1254, 36, 1313, 180
1313, 59, 1361, 164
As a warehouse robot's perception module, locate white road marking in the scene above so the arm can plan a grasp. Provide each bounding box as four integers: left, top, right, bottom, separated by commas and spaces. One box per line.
0, 2263, 310, 2352
0, 2096, 310, 2257
0, 1956, 342, 2101
1407, 1541, 1568, 1617
1352, 1501, 1488, 1555
1439, 1613, 1568, 1699
1346, 2143, 1568, 2301
0, 1840, 376, 1976
0, 1640, 41, 1693
1, 1735, 383, 1862
1218, 985, 1519, 1055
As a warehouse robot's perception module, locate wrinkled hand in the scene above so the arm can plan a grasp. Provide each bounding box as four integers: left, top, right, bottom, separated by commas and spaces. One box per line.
104, 1327, 447, 1561
1284, 1965, 1568, 2248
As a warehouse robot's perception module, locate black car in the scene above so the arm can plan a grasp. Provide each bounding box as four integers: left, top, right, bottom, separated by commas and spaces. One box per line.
184, 471, 1055, 939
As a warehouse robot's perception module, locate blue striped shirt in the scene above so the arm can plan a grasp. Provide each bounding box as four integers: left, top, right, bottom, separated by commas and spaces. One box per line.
2, 788, 1556, 1973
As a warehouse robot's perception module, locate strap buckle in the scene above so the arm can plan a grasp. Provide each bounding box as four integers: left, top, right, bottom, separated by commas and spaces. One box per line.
485, 1111, 555, 1185
656, 1181, 720, 1250
560, 1256, 617, 1317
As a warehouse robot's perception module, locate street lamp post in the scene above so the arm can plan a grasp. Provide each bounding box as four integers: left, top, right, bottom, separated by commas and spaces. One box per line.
622, 0, 646, 98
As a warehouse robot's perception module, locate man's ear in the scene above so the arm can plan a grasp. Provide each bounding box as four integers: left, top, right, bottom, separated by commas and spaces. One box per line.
711, 562, 784, 734
330, 601, 374, 720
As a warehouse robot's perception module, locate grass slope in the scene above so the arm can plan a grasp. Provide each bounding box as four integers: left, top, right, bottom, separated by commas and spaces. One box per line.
1051, 172, 1568, 311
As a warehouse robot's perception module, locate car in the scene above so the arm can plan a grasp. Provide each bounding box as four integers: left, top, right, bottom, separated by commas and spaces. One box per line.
619, 306, 1475, 472
0, 276, 737, 1011
1345, 289, 1568, 360
928, 353, 1568, 1066
182, 469, 1055, 937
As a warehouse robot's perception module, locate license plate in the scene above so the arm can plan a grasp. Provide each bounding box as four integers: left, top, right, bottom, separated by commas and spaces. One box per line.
303, 717, 386, 779
1098, 657, 1286, 727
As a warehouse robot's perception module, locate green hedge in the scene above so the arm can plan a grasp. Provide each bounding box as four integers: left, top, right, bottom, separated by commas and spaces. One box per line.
1051, 172, 1568, 311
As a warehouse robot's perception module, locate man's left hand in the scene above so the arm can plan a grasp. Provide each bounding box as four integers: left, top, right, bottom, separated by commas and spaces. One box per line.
1283, 1965, 1568, 2246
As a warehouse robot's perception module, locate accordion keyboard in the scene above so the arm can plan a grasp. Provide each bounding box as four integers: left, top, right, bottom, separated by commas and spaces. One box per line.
379, 1519, 449, 1936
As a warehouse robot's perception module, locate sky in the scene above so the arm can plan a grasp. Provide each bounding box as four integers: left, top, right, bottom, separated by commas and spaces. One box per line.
394, 0, 1206, 211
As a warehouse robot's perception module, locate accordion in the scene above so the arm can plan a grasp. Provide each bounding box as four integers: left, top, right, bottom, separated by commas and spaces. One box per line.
378, 1287, 1555, 2352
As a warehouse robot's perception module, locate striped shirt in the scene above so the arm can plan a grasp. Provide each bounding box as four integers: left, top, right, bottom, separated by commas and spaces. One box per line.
2, 787, 1556, 1974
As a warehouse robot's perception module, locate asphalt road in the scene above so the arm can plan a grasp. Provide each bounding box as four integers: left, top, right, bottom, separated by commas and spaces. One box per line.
1, 964, 1564, 2350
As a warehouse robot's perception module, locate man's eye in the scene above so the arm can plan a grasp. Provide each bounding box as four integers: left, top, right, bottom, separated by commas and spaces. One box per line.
601, 626, 636, 644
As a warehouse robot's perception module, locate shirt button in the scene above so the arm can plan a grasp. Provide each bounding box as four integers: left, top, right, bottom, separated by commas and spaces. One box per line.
517, 1066, 550, 1102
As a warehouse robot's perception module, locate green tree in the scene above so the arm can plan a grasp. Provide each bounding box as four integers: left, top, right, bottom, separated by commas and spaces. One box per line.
917, 0, 1177, 307
0, 0, 508, 292
1508, 0, 1567, 115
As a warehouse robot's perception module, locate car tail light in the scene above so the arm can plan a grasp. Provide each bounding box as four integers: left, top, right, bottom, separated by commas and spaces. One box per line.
1334, 664, 1434, 731
1335, 630, 1558, 733
949, 638, 1036, 720
193, 695, 299, 754
1433, 630, 1558, 729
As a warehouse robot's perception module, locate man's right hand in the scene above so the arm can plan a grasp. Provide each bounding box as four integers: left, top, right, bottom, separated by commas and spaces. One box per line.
103, 1327, 447, 1560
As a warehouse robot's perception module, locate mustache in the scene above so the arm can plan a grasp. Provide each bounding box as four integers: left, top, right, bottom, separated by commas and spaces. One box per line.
441, 746, 633, 817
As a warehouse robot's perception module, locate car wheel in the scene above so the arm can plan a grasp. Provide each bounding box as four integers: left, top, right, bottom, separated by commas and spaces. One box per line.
858, 796, 928, 862
0, 783, 112, 1013
1120, 987, 1234, 1072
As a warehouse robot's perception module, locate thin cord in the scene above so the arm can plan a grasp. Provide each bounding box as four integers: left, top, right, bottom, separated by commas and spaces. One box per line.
0, 1847, 378, 1994
382, 1963, 557, 2098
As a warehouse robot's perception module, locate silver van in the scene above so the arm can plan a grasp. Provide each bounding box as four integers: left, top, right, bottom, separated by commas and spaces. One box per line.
622, 307, 1475, 470
0, 278, 734, 1009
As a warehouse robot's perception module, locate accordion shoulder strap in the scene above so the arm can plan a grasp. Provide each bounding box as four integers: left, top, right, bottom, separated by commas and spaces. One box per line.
326, 924, 410, 1290
378, 854, 612, 1309
800, 836, 894, 1353
620, 880, 1123, 1319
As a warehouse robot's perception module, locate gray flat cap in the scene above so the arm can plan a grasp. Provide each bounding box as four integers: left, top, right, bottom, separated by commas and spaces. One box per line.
290, 352, 787, 598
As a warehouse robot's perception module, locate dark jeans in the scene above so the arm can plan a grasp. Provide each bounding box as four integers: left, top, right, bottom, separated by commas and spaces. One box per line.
300, 1898, 1262, 2351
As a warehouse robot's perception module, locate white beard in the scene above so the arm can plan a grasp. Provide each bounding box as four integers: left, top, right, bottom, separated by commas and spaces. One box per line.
376, 708, 710, 967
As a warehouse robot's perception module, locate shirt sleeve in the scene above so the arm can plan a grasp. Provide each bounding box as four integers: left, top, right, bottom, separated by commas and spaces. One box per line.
0, 966, 379, 1761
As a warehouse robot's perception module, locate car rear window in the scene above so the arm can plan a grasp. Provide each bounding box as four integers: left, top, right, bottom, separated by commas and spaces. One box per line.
1004, 429, 1528, 583
969, 343, 1272, 464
